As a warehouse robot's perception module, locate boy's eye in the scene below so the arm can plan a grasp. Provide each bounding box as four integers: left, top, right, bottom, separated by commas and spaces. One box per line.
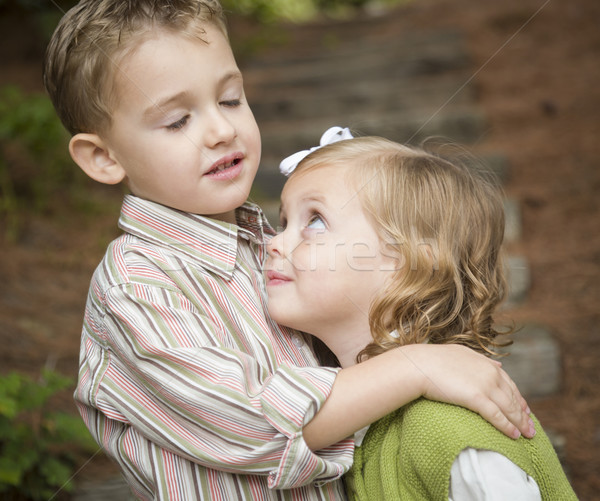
166, 115, 190, 131
220, 99, 242, 108
306, 214, 326, 230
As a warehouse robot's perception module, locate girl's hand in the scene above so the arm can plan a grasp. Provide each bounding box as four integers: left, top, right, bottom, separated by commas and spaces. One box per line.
407, 343, 534, 439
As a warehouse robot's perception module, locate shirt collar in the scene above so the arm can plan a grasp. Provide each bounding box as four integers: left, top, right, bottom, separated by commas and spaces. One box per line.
118, 195, 274, 279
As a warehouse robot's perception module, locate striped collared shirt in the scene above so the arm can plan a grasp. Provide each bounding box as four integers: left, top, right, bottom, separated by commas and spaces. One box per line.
75, 195, 352, 500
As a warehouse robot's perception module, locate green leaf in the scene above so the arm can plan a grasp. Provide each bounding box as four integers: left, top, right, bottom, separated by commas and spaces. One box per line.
0, 457, 23, 486
0, 369, 94, 498
45, 413, 98, 451
0, 372, 24, 418
39, 456, 73, 490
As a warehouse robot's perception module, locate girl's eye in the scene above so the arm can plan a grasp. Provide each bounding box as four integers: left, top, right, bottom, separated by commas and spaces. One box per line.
306, 214, 326, 230
166, 115, 190, 131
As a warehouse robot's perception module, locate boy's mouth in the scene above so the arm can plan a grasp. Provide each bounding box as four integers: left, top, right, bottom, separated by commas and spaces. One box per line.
206, 155, 243, 175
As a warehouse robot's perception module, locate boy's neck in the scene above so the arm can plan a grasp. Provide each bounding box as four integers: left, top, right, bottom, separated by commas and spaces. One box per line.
210, 209, 238, 225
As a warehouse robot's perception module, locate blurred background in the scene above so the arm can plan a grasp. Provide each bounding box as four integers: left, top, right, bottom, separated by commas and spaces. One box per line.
0, 0, 598, 499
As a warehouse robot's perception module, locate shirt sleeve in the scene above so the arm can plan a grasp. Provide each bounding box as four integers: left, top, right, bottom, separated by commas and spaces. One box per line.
448, 448, 542, 501
78, 281, 353, 488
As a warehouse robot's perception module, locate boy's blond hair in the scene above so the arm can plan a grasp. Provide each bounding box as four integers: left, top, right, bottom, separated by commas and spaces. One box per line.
292, 136, 511, 361
44, 0, 227, 136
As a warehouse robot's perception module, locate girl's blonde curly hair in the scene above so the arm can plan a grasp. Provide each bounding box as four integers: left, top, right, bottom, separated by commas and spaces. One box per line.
292, 135, 512, 362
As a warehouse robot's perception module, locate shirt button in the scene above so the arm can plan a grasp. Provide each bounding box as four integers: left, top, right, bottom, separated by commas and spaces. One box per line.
291, 334, 304, 348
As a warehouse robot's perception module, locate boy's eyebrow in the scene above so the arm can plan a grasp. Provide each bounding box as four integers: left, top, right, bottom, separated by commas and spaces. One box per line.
143, 91, 191, 121
223, 70, 244, 84
142, 71, 244, 122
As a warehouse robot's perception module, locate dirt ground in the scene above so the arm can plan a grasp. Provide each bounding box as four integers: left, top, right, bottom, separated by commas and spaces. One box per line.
1, 0, 598, 498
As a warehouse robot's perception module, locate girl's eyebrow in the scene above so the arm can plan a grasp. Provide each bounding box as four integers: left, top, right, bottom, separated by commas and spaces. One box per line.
278, 192, 327, 219
301, 195, 326, 204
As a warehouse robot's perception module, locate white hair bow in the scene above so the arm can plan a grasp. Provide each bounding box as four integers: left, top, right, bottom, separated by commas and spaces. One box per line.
279, 126, 354, 176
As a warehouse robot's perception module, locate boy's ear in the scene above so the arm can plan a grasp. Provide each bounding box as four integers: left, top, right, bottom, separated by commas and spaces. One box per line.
69, 133, 126, 185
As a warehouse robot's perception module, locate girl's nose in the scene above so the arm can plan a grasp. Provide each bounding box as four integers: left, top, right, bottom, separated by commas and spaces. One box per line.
266, 232, 283, 258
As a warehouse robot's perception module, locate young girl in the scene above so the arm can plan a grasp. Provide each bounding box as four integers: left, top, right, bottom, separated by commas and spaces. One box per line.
266, 128, 577, 500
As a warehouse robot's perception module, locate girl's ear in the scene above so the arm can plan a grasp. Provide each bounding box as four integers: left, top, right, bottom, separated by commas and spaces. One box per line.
69, 133, 126, 185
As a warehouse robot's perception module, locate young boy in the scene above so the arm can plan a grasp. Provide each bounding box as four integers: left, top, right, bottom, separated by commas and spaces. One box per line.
44, 1, 534, 499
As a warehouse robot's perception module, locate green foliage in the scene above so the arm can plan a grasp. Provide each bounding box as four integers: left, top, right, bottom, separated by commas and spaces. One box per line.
0, 86, 84, 240
222, 0, 316, 23
0, 369, 97, 500
223, 0, 405, 22
316, 0, 370, 9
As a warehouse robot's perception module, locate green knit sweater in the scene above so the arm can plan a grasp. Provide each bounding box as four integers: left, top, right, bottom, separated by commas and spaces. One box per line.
345, 398, 577, 500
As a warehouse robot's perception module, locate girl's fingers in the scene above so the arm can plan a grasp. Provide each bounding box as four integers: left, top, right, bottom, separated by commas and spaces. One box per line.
492, 368, 535, 438
476, 397, 523, 439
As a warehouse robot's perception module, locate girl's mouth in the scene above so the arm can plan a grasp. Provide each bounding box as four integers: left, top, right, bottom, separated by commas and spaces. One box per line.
266, 270, 291, 286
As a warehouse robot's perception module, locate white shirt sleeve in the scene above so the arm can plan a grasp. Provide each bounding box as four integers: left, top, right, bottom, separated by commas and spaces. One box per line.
449, 448, 542, 501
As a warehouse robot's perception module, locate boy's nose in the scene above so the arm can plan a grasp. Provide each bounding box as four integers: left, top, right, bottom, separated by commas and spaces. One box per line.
205, 110, 235, 147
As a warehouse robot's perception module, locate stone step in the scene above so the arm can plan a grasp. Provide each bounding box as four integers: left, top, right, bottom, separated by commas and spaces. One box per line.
498, 323, 562, 399
241, 29, 467, 71
248, 75, 476, 122
243, 29, 473, 127
498, 321, 568, 466
504, 198, 522, 244
243, 37, 469, 92
505, 255, 531, 307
